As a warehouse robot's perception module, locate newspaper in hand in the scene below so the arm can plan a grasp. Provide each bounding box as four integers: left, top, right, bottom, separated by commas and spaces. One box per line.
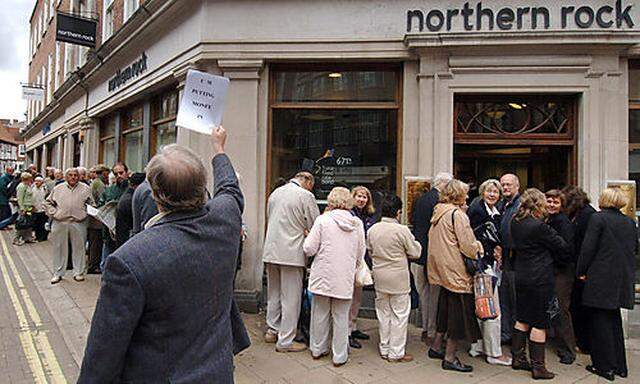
87, 202, 118, 236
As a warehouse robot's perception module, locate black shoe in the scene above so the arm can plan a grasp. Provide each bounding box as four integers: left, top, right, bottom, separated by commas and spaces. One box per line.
442, 358, 473, 373
428, 348, 445, 360
351, 330, 370, 340
615, 369, 628, 378
586, 365, 615, 381
349, 337, 362, 349
558, 353, 575, 365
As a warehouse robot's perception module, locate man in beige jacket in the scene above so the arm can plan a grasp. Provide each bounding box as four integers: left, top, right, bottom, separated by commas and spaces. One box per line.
368, 194, 422, 362
44, 168, 93, 284
262, 172, 320, 352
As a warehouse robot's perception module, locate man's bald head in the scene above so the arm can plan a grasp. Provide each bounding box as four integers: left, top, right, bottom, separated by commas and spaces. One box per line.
146, 144, 207, 212
294, 171, 314, 191
500, 173, 520, 200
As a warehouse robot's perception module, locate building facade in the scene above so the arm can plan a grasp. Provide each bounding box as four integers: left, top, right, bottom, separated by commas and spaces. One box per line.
22, 0, 640, 311
0, 120, 26, 171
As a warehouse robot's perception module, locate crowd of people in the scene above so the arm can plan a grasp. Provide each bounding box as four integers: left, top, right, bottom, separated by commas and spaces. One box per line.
1, 127, 636, 382
0, 162, 148, 283
263, 170, 637, 381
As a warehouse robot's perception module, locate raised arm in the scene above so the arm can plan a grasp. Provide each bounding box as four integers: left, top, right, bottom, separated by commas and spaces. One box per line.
209, 126, 244, 214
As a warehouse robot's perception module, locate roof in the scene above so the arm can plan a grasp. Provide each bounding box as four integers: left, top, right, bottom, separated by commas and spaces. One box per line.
0, 120, 26, 145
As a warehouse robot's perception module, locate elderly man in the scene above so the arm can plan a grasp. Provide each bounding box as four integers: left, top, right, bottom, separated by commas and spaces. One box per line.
78, 126, 250, 383
54, 169, 65, 185
87, 165, 109, 274
410, 172, 452, 345
0, 166, 15, 221
115, 172, 145, 249
44, 168, 93, 284
262, 171, 320, 352
77, 167, 89, 185
498, 173, 521, 343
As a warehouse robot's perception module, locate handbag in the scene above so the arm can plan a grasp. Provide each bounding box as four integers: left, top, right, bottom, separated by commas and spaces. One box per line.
355, 258, 373, 287
473, 273, 500, 320
15, 213, 34, 230
451, 210, 482, 275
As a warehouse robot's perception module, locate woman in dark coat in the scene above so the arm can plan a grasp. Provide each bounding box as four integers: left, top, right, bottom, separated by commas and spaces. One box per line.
348, 185, 377, 348
510, 189, 571, 380
577, 187, 637, 381
562, 185, 596, 353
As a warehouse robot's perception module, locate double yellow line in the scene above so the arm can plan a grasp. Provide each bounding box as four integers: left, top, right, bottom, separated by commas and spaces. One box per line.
0, 233, 67, 384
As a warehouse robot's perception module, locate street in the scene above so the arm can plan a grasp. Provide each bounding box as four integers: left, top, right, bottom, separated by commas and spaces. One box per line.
0, 230, 637, 383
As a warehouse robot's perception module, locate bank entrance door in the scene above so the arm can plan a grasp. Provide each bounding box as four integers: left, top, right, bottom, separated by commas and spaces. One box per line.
453, 95, 577, 192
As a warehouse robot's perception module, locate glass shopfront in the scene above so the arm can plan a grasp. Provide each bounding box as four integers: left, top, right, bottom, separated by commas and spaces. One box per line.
628, 61, 640, 286
269, 65, 401, 202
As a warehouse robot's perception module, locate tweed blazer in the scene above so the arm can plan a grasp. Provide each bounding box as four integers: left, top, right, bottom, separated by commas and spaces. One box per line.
78, 154, 250, 384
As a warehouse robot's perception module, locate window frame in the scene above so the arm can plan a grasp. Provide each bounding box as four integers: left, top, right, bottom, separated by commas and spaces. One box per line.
267, 63, 404, 201
150, 90, 179, 157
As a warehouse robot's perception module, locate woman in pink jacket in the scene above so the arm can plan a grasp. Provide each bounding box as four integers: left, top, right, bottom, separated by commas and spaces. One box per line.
303, 187, 366, 367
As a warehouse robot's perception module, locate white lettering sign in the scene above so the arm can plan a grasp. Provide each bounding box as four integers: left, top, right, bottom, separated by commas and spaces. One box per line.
21, 85, 45, 101
176, 70, 230, 135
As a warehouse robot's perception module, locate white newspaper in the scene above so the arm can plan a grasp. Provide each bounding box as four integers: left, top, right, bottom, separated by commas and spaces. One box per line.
87, 202, 117, 236
176, 70, 230, 134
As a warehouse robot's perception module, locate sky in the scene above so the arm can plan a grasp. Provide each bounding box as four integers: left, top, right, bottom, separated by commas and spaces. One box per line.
0, 0, 33, 121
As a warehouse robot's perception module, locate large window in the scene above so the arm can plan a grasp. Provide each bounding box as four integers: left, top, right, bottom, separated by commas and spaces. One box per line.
121, 104, 144, 172
270, 65, 401, 202
100, 115, 116, 167
151, 91, 178, 156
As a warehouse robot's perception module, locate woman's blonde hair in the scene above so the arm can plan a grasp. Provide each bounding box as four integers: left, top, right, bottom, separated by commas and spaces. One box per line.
479, 179, 503, 199
598, 187, 629, 210
351, 185, 375, 215
439, 179, 469, 206
515, 188, 547, 221
327, 187, 354, 210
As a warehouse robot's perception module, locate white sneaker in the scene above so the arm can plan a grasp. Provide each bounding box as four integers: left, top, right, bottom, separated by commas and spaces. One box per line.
50, 276, 62, 284
487, 356, 513, 366
469, 342, 483, 357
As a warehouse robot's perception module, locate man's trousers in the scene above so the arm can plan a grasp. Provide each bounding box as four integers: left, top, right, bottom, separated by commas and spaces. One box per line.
51, 221, 87, 278
265, 263, 304, 348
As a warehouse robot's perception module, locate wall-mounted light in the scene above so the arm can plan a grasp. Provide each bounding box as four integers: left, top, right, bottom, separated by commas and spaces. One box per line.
328, 72, 342, 78
509, 103, 523, 109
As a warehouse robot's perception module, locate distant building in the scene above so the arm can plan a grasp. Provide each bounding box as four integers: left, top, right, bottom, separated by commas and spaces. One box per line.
0, 119, 26, 171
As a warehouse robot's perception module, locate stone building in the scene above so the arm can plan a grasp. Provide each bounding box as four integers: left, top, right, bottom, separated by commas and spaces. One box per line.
21, 0, 640, 314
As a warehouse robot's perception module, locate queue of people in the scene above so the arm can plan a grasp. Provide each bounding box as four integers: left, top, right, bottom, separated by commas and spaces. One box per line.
262, 170, 637, 381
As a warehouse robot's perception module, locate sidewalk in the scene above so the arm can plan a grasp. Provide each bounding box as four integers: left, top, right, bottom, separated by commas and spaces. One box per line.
11, 238, 640, 383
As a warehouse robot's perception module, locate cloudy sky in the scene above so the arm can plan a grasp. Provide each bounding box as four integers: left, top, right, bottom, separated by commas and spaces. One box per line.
0, 0, 32, 121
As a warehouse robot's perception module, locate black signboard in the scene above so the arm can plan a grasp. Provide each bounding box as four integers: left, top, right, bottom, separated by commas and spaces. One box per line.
56, 12, 97, 48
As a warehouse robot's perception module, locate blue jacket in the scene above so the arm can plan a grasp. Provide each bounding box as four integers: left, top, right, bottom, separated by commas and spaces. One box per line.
78, 154, 250, 383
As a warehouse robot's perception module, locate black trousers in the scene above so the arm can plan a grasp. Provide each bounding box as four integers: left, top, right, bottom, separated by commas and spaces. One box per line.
554, 268, 576, 357
571, 279, 591, 352
87, 228, 103, 272
33, 212, 48, 241
587, 307, 627, 374
499, 270, 516, 342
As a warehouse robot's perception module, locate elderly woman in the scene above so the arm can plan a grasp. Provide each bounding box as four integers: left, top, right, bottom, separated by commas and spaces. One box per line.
577, 187, 637, 381
14, 172, 35, 245
31, 176, 49, 241
466, 179, 511, 366
348, 185, 377, 349
368, 193, 421, 362
510, 189, 571, 380
303, 187, 366, 367
427, 179, 483, 373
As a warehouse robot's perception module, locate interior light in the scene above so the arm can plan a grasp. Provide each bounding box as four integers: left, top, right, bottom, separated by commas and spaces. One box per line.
328, 72, 342, 78
509, 103, 523, 109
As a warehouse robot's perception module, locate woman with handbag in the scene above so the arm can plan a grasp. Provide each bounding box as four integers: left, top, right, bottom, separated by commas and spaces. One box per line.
14, 172, 35, 246
367, 193, 421, 363
427, 179, 484, 373
303, 187, 366, 367
510, 188, 571, 380
348, 185, 377, 348
467, 179, 512, 366
577, 187, 637, 381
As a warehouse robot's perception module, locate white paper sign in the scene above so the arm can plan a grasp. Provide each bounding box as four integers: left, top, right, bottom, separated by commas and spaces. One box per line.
176, 70, 230, 134
22, 85, 45, 101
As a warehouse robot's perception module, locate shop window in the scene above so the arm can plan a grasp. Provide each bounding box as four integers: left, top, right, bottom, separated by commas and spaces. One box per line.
100, 114, 116, 167
151, 90, 178, 156
270, 65, 401, 203
628, 61, 640, 286
121, 104, 144, 171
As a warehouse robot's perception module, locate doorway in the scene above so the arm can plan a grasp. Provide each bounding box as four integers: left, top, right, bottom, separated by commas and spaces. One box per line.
453, 94, 578, 194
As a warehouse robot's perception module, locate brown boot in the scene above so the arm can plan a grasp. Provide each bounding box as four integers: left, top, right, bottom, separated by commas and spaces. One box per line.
529, 341, 555, 380
511, 329, 531, 371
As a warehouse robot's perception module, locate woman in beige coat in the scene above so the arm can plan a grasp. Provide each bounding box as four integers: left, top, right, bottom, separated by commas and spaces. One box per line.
427, 179, 483, 373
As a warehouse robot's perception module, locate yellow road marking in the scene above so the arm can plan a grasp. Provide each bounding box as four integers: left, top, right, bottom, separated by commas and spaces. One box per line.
0, 233, 68, 384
